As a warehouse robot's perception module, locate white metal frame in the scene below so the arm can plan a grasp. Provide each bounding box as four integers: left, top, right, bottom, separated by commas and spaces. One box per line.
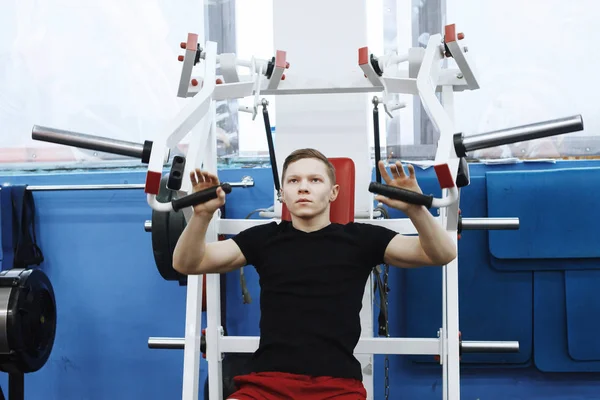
146, 23, 483, 400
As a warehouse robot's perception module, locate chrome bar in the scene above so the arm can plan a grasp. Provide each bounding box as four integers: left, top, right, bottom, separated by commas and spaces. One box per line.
148, 336, 518, 354
32, 125, 145, 159
26, 184, 145, 191
147, 336, 442, 355
459, 115, 583, 155
148, 337, 184, 349
461, 218, 519, 230
229, 176, 254, 188
461, 340, 519, 353
24, 178, 252, 191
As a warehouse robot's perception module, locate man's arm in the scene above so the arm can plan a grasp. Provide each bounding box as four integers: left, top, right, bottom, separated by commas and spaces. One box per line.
374, 160, 457, 268
172, 212, 247, 275
172, 168, 247, 275
383, 206, 456, 268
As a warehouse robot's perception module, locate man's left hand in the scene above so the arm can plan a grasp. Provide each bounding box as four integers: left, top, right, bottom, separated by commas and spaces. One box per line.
375, 160, 424, 214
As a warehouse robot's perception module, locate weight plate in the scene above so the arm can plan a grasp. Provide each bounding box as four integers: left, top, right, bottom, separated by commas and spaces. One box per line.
151, 175, 187, 282
0, 268, 56, 374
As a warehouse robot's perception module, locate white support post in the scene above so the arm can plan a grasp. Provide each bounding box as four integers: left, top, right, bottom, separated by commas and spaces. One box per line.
440, 85, 461, 400
181, 275, 204, 400
180, 42, 218, 400
204, 101, 224, 400
442, 260, 448, 400
412, 31, 464, 399
442, 208, 461, 400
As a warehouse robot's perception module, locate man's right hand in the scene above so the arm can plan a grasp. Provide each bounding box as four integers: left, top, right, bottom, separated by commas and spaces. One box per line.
189, 168, 226, 217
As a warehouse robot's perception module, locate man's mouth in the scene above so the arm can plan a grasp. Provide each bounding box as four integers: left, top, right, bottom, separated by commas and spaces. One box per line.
297, 199, 311, 203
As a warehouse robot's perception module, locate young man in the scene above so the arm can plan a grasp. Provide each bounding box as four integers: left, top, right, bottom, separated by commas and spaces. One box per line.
173, 148, 456, 400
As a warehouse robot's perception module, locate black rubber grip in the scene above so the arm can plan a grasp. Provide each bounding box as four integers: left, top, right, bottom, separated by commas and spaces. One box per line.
368, 182, 434, 208
171, 183, 232, 212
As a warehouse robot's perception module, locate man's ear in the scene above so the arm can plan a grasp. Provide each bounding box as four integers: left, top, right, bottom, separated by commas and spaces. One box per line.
330, 184, 340, 202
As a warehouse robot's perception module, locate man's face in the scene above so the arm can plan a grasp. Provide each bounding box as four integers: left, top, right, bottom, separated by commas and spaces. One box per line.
281, 158, 339, 219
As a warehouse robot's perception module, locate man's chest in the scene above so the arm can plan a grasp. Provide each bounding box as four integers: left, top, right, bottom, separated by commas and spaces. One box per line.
256, 236, 368, 286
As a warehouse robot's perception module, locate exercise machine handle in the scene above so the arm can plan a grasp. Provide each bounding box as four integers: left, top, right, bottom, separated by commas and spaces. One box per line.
368, 182, 434, 208
31, 124, 154, 163
171, 183, 232, 212
454, 114, 583, 157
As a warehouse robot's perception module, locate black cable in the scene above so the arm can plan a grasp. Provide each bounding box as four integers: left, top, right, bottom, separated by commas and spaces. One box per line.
373, 98, 382, 184
262, 102, 281, 198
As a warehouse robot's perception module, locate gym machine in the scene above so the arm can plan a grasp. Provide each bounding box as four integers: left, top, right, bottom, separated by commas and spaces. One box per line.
29, 37, 286, 399
360, 24, 583, 400
30, 23, 584, 400
144, 24, 581, 400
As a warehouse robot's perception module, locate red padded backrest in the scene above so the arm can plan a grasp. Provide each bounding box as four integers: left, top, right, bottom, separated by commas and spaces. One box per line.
281, 157, 355, 224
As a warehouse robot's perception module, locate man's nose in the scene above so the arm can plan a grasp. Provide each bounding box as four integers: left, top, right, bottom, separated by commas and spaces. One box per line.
298, 179, 309, 192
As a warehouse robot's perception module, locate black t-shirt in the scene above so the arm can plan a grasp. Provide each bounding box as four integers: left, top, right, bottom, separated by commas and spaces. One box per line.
231, 220, 397, 381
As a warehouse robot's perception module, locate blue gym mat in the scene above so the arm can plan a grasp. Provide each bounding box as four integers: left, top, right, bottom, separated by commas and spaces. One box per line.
400, 176, 532, 366
533, 271, 600, 371
565, 270, 600, 361
486, 167, 600, 271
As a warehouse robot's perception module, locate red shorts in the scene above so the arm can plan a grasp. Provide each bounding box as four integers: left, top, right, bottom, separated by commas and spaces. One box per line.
227, 371, 367, 400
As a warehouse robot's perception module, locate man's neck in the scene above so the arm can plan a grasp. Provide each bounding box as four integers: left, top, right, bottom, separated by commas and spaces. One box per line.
290, 214, 331, 233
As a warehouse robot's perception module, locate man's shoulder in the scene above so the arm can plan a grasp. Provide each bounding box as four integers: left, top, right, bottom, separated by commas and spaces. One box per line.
236, 220, 295, 237
239, 220, 281, 234
340, 221, 398, 236
338, 221, 375, 231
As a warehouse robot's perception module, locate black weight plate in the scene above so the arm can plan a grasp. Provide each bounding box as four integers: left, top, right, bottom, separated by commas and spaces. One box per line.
168, 205, 188, 286
152, 175, 187, 282
0, 268, 56, 374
